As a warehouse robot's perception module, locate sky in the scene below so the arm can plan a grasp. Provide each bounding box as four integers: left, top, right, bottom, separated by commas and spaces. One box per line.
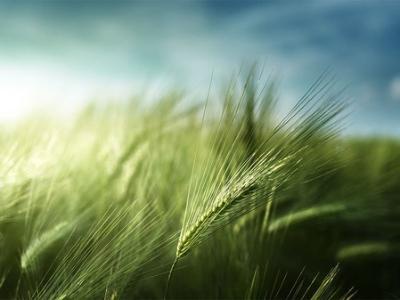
0, 0, 399, 136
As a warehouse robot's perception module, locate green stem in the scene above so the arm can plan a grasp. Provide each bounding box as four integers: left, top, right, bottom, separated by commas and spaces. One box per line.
164, 257, 179, 300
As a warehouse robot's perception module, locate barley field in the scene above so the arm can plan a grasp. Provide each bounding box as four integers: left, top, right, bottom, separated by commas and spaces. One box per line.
0, 71, 399, 300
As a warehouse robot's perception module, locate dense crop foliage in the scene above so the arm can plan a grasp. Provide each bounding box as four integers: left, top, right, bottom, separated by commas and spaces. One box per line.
0, 71, 399, 299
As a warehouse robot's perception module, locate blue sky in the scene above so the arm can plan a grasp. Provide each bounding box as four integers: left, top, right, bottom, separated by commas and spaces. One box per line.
0, 1, 399, 135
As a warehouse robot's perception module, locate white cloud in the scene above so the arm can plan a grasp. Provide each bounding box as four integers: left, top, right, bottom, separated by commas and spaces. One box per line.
389, 76, 400, 101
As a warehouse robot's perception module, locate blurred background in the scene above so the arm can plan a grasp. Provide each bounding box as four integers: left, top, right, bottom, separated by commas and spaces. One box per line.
0, 0, 399, 135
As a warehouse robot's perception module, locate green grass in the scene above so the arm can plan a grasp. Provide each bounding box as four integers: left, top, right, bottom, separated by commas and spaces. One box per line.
0, 70, 399, 299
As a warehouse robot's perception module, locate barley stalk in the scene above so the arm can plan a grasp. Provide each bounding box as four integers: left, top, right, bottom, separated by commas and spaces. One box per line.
21, 221, 71, 271
165, 74, 346, 296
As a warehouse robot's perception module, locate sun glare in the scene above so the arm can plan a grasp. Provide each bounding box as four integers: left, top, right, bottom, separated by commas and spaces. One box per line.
0, 64, 139, 123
